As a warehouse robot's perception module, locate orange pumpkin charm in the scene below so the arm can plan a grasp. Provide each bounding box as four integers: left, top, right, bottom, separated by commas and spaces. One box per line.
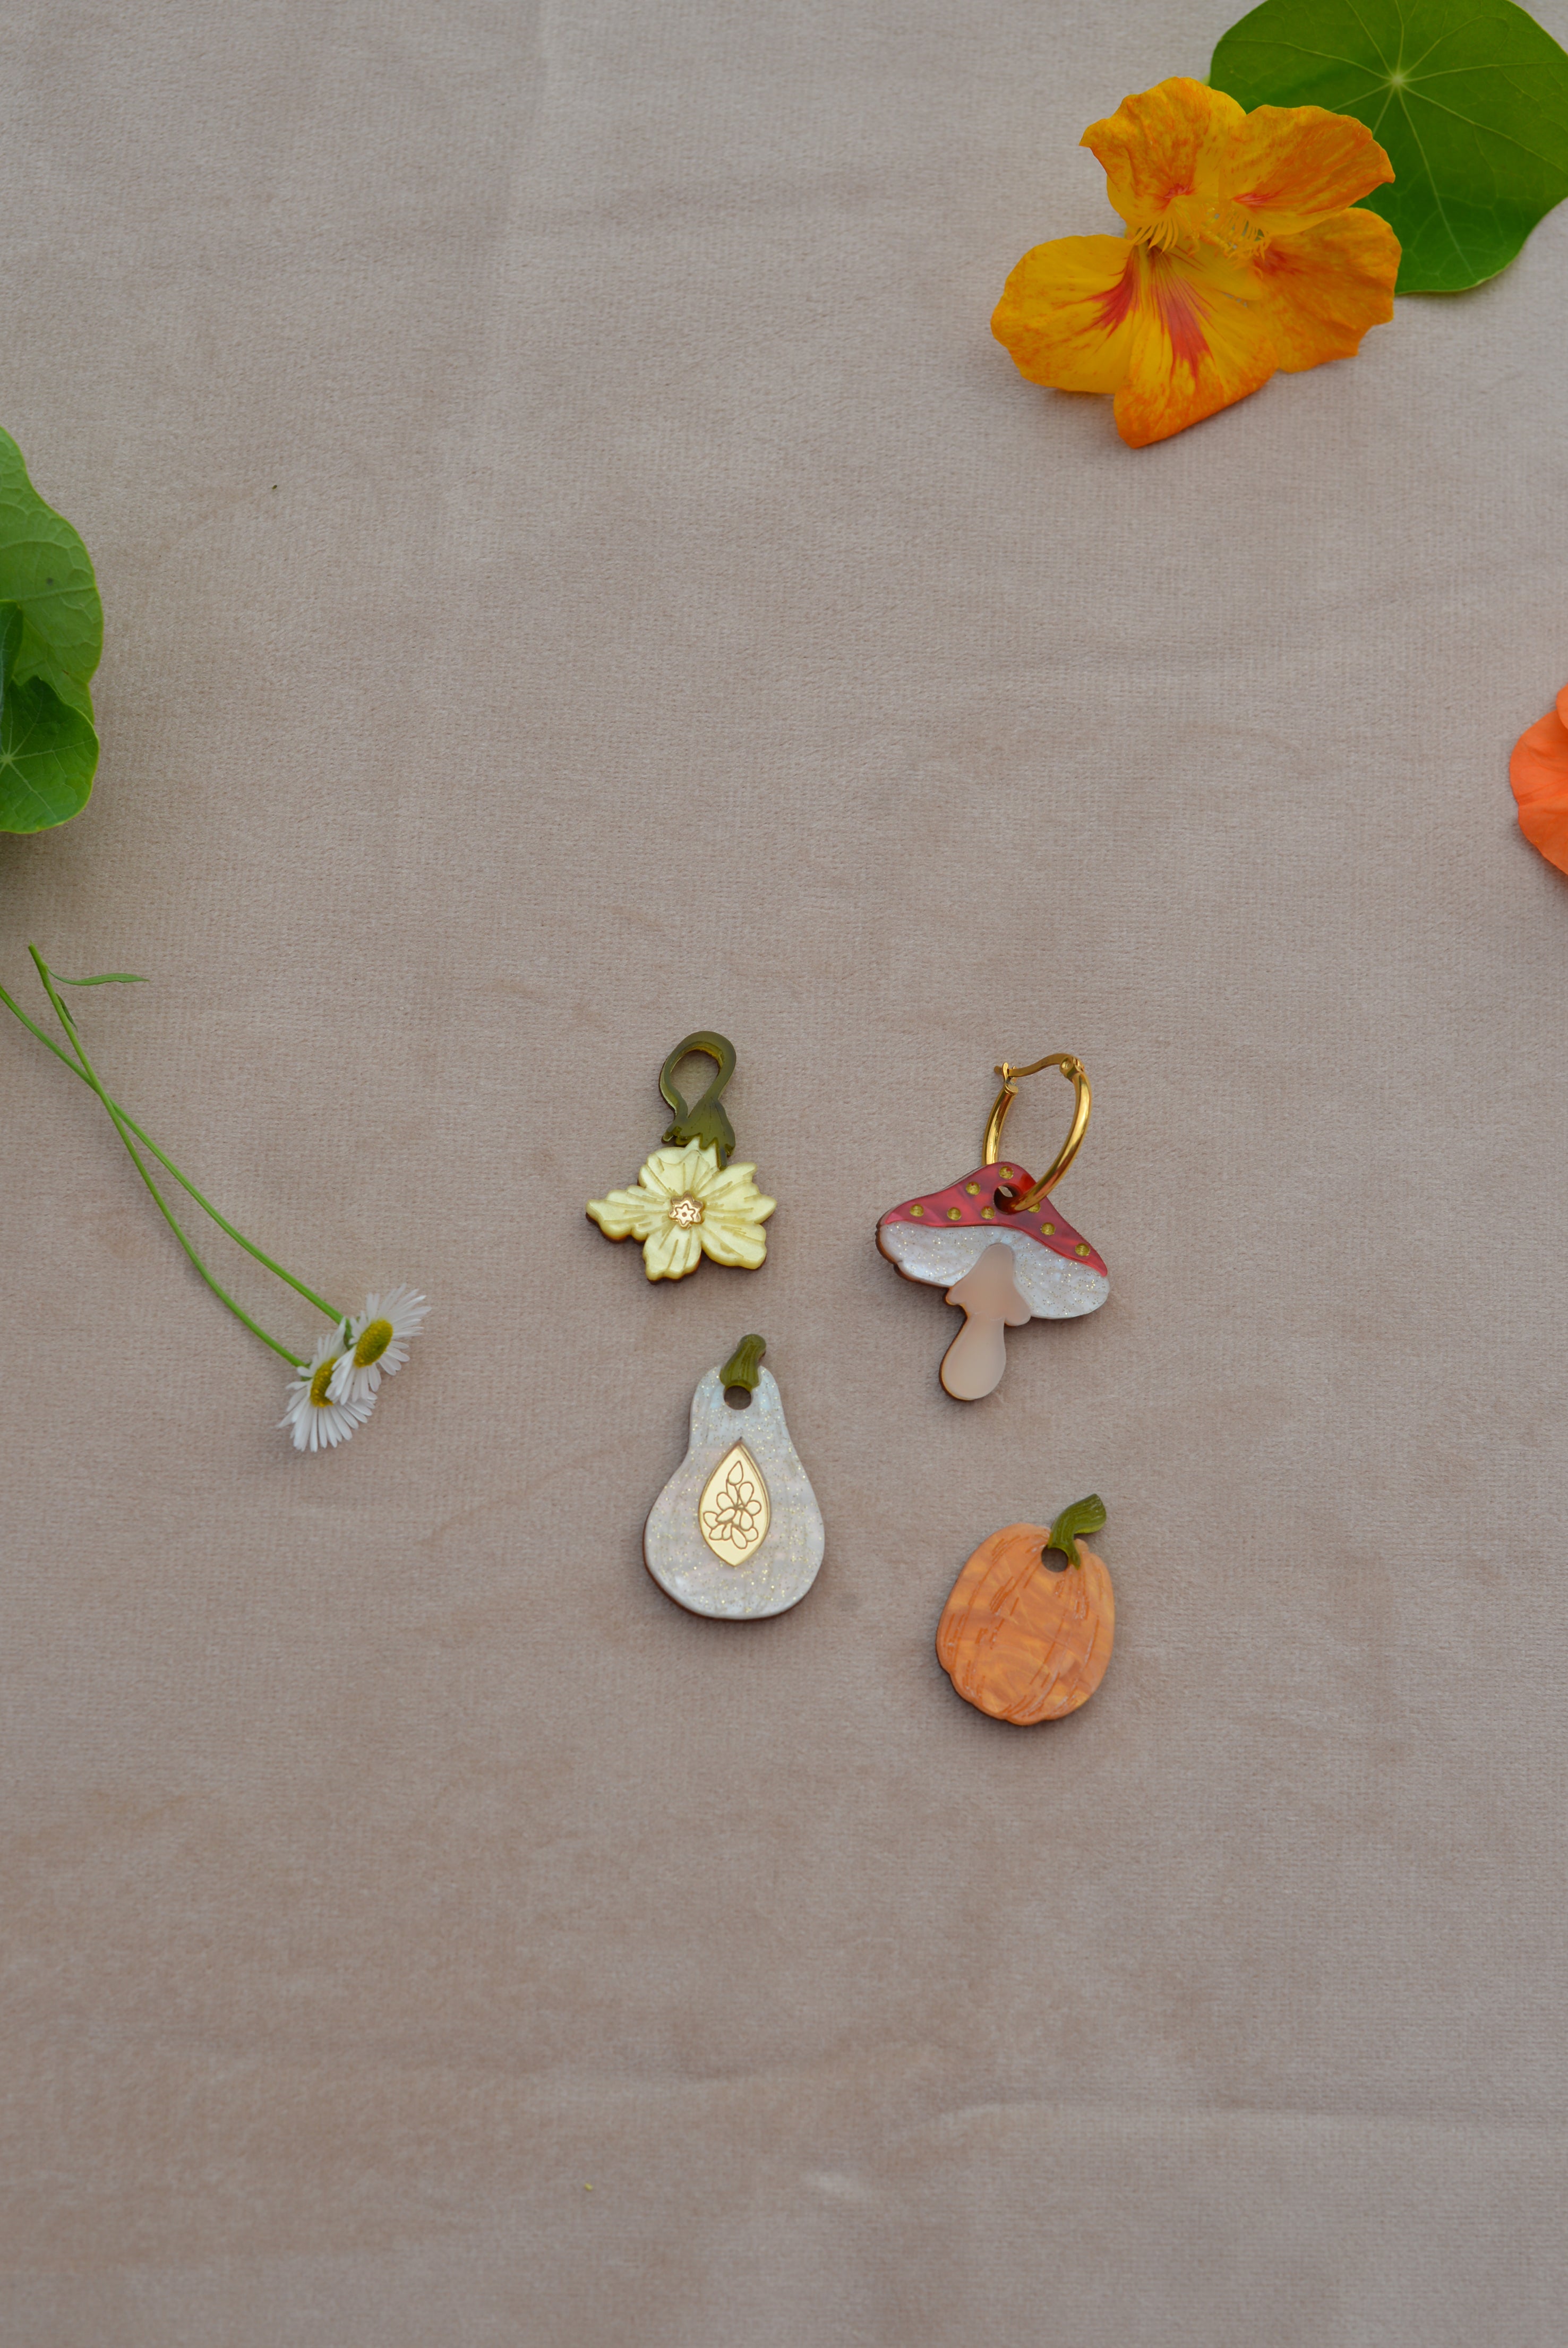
936, 1497, 1112, 1724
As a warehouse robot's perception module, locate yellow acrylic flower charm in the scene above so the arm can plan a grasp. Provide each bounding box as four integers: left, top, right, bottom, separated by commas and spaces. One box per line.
588, 1034, 776, 1281
587, 1141, 775, 1281
992, 77, 1400, 447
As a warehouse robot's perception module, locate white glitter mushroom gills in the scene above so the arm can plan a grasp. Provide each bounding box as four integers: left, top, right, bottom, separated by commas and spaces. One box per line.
281, 1330, 375, 1452
328, 1286, 429, 1406
879, 1220, 1108, 1316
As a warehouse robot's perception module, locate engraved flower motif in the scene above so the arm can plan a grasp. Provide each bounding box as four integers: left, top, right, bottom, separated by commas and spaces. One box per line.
586, 1141, 775, 1281
701, 1457, 764, 1553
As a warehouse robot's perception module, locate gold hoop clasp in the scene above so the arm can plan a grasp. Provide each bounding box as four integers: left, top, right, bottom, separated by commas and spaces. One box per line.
982, 1053, 1091, 1214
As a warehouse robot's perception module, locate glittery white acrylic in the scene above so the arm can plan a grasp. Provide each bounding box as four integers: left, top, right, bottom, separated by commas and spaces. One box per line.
644, 1336, 824, 1619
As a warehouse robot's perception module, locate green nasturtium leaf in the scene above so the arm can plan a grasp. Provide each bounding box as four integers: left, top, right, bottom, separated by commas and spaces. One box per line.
0, 598, 99, 834
1211, 0, 1568, 292
0, 426, 101, 726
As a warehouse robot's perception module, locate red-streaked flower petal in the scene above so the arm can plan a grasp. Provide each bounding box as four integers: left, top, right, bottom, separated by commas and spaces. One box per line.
1229, 106, 1395, 237
991, 236, 1142, 393
1251, 207, 1400, 372
1108, 244, 1275, 448
1082, 79, 1246, 235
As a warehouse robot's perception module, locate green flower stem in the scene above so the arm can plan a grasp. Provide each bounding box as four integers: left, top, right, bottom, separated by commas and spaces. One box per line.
0, 974, 344, 1325
22, 950, 308, 1369
659, 1031, 738, 1166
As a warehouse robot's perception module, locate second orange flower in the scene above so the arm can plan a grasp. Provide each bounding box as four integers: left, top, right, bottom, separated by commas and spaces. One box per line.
993, 78, 1400, 448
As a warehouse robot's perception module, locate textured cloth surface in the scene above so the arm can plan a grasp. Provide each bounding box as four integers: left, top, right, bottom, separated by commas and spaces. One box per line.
3, 4, 1566, 2342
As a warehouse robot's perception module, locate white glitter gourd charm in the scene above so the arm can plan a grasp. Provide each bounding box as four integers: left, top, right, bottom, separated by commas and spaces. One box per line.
644, 1336, 824, 1619
877, 1052, 1109, 1400
586, 1031, 775, 1281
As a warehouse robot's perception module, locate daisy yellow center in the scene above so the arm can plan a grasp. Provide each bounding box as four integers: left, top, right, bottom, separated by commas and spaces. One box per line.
353, 1317, 395, 1367
669, 1195, 705, 1228
309, 1358, 339, 1407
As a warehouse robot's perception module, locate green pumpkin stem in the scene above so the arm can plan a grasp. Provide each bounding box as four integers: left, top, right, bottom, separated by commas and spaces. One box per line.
719, 1333, 767, 1391
1044, 1494, 1107, 1571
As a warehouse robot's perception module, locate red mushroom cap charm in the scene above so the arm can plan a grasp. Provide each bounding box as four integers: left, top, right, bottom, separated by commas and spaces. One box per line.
877, 1160, 1109, 1400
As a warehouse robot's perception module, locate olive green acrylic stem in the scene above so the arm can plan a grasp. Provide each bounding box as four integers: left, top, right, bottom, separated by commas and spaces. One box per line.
23, 950, 310, 1368
1044, 1494, 1108, 1571
719, 1333, 767, 1391
0, 974, 344, 1327
659, 1031, 737, 1166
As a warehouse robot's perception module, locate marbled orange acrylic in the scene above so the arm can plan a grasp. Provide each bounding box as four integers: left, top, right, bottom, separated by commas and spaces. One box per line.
936, 1516, 1113, 1724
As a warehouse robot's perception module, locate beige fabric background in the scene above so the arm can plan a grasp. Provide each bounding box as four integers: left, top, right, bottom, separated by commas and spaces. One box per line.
3, 2, 1566, 2341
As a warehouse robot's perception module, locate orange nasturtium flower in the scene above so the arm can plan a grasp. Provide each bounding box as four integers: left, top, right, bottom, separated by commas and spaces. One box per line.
1510, 687, 1568, 878
993, 78, 1401, 448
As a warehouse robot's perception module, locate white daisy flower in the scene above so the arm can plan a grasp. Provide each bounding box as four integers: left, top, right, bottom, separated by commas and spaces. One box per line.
327, 1286, 429, 1404
280, 1327, 375, 1453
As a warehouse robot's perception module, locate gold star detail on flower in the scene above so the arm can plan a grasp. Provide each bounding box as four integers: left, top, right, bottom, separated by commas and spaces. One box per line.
587, 1142, 775, 1281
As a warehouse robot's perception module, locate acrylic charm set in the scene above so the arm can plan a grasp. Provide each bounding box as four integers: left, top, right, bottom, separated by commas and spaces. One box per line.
587, 1032, 1117, 1722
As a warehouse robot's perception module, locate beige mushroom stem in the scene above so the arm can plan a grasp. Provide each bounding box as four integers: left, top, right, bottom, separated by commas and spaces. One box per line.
940, 1241, 1032, 1400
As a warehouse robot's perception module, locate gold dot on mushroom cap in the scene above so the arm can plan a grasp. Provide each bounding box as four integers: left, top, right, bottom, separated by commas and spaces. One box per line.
1075, 1243, 1091, 1256
1000, 1169, 1014, 1180
910, 1204, 924, 1216
1042, 1223, 1054, 1235
965, 1182, 979, 1195
947, 1206, 963, 1222
981, 1207, 994, 1220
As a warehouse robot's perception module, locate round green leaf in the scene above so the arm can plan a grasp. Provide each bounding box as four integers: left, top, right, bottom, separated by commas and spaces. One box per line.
0, 427, 101, 721
1211, 0, 1568, 292
0, 598, 98, 832
0, 674, 98, 833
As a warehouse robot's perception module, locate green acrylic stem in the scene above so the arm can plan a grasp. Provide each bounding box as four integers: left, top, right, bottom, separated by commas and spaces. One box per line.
0, 975, 344, 1325
659, 1031, 738, 1166
1044, 1494, 1108, 1571
22, 950, 309, 1368
719, 1333, 767, 1391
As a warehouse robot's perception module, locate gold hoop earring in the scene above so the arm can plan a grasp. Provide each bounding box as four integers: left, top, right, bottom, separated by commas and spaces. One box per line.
981, 1052, 1092, 1213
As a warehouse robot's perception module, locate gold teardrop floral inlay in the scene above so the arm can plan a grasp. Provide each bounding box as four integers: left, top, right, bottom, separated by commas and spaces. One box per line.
698, 1441, 770, 1566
